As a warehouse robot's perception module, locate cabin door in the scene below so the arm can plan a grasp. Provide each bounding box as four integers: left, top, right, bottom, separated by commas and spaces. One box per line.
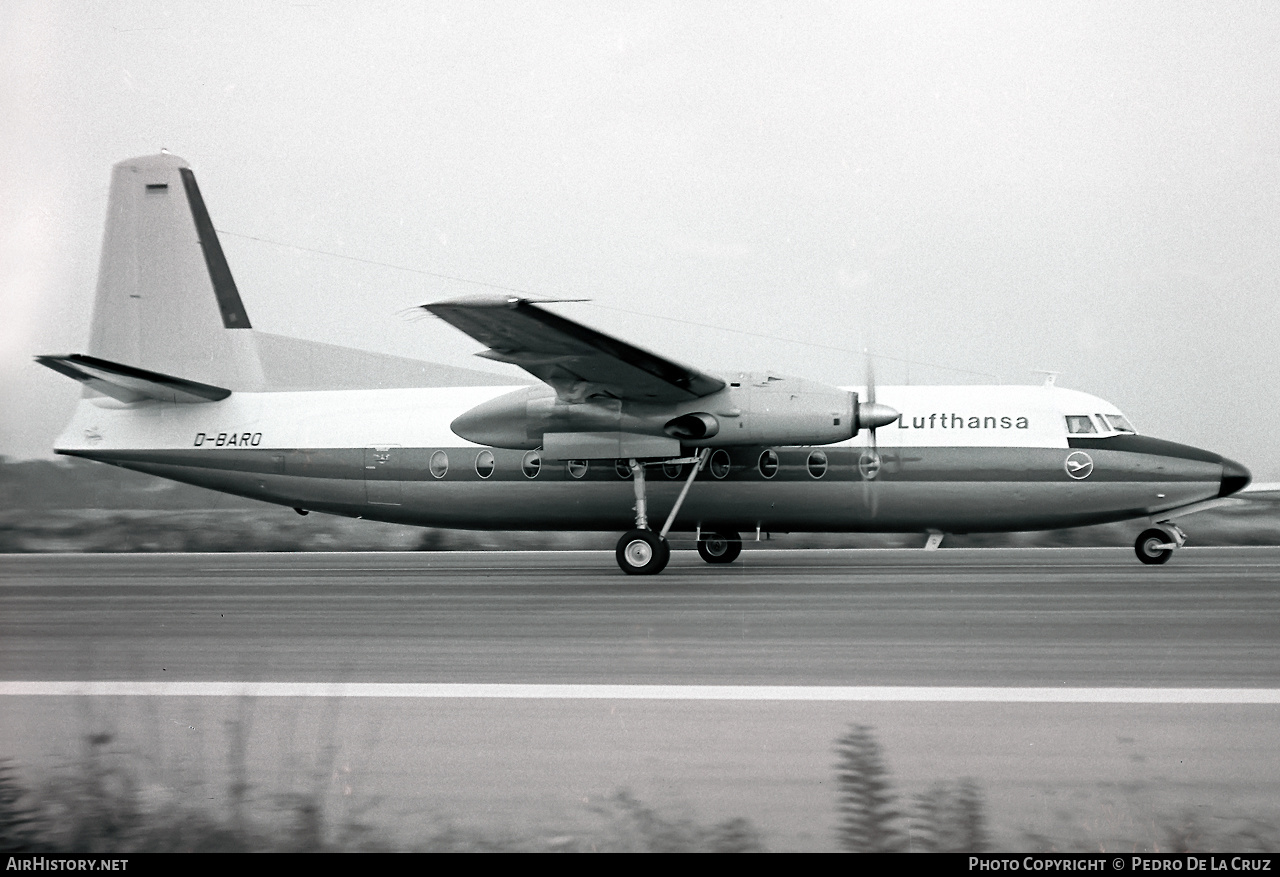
364, 446, 403, 505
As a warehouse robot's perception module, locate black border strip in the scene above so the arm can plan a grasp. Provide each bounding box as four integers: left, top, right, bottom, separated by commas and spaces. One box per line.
178, 167, 252, 329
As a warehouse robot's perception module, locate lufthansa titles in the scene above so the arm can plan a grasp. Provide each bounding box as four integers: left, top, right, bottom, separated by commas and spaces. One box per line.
898, 413, 1030, 430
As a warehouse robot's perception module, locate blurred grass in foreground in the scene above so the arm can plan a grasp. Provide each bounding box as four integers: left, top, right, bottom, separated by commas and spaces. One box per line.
832, 725, 1279, 855
0, 736, 765, 853
5, 724, 1279, 853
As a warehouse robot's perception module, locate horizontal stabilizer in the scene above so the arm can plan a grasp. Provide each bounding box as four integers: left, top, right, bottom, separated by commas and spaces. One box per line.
36, 354, 231, 404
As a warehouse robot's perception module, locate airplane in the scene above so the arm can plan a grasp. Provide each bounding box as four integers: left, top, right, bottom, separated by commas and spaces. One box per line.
38, 154, 1253, 575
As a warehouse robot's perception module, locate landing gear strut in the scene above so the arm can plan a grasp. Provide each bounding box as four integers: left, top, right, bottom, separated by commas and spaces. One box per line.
1134, 522, 1185, 565
614, 450, 710, 575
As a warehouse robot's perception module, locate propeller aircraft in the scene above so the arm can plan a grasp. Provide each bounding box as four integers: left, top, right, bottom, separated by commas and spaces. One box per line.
39, 155, 1253, 574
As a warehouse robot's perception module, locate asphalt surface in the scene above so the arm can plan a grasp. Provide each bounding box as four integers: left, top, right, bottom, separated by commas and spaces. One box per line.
5, 547, 1280, 851
4, 546, 1279, 685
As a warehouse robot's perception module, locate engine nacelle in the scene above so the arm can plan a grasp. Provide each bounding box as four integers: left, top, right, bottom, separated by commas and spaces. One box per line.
696, 373, 856, 446
450, 385, 607, 450
449, 373, 893, 454
663, 412, 720, 440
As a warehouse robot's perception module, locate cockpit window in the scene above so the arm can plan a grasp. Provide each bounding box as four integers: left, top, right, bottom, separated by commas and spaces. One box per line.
1065, 415, 1098, 434
1104, 414, 1136, 434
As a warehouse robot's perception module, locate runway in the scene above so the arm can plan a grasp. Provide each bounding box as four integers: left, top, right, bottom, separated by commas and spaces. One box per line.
3, 547, 1280, 686
4, 547, 1280, 851
6, 681, 1280, 701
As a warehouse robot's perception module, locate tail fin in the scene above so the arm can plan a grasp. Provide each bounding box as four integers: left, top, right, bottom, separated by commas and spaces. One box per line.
84, 154, 265, 390
54, 153, 514, 396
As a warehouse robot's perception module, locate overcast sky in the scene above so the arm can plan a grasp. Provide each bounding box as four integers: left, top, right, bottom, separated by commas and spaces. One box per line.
3, 1, 1278, 476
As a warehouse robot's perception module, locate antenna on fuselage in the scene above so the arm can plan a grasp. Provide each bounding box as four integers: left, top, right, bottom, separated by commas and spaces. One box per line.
1032, 370, 1060, 387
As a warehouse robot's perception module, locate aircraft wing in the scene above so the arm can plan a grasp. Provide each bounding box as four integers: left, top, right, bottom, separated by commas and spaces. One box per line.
423, 295, 726, 403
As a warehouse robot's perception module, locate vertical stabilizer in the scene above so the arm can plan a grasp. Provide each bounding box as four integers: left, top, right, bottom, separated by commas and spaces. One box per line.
86, 154, 265, 390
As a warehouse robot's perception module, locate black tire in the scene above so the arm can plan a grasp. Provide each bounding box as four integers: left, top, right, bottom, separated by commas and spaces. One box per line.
616, 529, 671, 575
697, 531, 743, 565
1135, 528, 1174, 565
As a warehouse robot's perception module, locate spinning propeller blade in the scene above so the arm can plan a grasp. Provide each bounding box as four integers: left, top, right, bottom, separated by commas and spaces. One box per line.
857, 354, 900, 516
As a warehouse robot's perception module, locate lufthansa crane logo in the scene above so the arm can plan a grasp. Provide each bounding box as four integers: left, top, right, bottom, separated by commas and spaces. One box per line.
1064, 451, 1094, 480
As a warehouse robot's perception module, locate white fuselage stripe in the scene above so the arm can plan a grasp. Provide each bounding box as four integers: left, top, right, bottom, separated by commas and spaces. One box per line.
1, 682, 1277, 703
55, 383, 1134, 453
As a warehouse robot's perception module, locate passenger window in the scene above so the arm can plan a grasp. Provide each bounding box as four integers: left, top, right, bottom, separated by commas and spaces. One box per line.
522, 451, 541, 479
615, 460, 632, 479
807, 450, 828, 479
710, 449, 731, 479
663, 461, 685, 479
429, 450, 448, 478
758, 449, 779, 478
475, 450, 495, 478
1065, 415, 1097, 435
567, 459, 588, 479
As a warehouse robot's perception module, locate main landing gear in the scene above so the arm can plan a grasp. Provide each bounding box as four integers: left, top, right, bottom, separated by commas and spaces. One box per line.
617, 528, 670, 575
1134, 522, 1186, 565
615, 449, 716, 576
697, 530, 742, 564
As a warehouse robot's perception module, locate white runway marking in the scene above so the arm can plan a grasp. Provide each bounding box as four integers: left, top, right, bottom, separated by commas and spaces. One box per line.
2, 683, 1280, 703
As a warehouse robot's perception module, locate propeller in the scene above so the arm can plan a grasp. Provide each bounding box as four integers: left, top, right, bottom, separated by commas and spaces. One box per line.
856, 354, 900, 516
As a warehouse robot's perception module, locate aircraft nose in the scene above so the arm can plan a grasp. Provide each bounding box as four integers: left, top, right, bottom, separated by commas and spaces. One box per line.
1219, 457, 1252, 498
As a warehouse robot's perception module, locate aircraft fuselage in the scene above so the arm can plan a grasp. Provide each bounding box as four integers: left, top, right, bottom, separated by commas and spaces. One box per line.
55, 382, 1244, 536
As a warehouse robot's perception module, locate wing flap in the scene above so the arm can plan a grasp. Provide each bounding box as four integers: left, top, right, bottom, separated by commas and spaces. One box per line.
36, 354, 231, 404
424, 296, 726, 403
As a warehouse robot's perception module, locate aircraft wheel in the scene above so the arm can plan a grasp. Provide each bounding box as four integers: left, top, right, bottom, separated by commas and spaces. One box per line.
616, 529, 670, 575
1135, 528, 1174, 565
697, 531, 742, 564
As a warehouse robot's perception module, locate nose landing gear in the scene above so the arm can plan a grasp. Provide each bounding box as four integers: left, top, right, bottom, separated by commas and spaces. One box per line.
1134, 522, 1186, 565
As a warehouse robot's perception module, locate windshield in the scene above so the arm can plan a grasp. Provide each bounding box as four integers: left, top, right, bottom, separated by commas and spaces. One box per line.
1065, 415, 1098, 434
1104, 414, 1136, 433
